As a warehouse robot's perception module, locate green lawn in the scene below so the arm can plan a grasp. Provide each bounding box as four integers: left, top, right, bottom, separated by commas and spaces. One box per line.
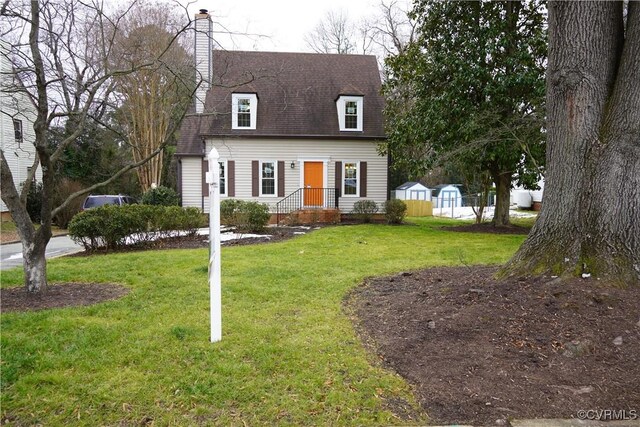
1, 218, 529, 426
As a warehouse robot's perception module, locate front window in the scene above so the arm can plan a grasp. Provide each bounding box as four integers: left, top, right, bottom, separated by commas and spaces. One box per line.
219, 161, 226, 195
232, 93, 258, 129
261, 161, 276, 196
13, 119, 23, 144
343, 162, 358, 196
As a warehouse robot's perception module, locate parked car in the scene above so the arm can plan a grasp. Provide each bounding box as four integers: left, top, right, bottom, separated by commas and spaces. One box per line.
82, 195, 137, 210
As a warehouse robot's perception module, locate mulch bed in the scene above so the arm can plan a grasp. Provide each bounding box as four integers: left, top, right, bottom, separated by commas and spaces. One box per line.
1, 282, 129, 312
348, 266, 640, 426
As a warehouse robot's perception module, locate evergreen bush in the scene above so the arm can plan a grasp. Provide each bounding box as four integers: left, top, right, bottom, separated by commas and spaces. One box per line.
384, 199, 407, 224
351, 200, 379, 223
219, 199, 270, 232
23, 181, 43, 223
141, 185, 179, 206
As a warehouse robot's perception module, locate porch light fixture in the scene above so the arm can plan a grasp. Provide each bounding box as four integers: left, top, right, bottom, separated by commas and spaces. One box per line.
290, 161, 295, 169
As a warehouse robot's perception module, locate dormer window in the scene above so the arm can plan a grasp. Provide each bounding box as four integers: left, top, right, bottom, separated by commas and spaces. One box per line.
336, 96, 363, 132
232, 93, 257, 129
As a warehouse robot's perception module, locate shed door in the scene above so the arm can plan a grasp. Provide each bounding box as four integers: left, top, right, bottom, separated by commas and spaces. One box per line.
441, 190, 457, 207
304, 162, 323, 206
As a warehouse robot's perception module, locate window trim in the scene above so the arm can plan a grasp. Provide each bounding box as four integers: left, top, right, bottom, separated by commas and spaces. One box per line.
342, 161, 360, 197
336, 96, 363, 132
232, 93, 258, 130
259, 160, 278, 197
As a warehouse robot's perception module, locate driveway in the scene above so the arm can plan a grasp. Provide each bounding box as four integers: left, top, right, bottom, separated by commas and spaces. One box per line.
0, 235, 83, 271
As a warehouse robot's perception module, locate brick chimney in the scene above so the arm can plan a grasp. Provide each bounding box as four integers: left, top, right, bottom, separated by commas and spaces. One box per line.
194, 9, 212, 114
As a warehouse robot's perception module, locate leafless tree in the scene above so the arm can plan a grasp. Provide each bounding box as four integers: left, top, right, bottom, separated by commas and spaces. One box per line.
363, 0, 417, 57
304, 10, 358, 54
112, 2, 195, 192
304, 1, 415, 63
0, 0, 197, 293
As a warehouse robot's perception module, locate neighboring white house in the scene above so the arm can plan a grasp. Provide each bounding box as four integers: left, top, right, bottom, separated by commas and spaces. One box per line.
432, 184, 462, 208
395, 182, 432, 201
176, 11, 387, 220
0, 40, 40, 218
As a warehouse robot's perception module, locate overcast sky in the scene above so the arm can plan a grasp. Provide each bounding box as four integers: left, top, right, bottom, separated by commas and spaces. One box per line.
188, 0, 380, 52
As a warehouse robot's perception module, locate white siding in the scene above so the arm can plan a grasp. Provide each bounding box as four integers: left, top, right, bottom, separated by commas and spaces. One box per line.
1, 41, 40, 213
181, 138, 387, 214
181, 157, 204, 211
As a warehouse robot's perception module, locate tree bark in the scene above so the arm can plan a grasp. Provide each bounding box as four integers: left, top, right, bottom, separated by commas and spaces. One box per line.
502, 2, 640, 286
22, 231, 49, 292
492, 171, 512, 227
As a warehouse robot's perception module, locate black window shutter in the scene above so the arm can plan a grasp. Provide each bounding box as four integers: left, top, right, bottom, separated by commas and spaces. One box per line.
360, 162, 367, 197
277, 161, 285, 197
335, 161, 342, 195
202, 159, 208, 197
228, 161, 235, 197
251, 160, 259, 197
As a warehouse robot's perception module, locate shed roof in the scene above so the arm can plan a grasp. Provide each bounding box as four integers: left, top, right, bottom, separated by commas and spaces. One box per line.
432, 184, 462, 196
396, 181, 429, 190
177, 50, 386, 156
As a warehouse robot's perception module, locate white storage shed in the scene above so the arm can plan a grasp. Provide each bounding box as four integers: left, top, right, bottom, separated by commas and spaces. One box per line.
432, 184, 462, 208
395, 182, 432, 201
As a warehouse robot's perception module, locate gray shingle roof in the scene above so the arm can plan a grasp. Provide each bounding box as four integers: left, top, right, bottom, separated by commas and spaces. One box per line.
177, 51, 385, 156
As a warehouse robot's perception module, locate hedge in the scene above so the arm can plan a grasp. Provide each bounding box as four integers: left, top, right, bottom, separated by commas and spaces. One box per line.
220, 199, 270, 232
69, 205, 204, 251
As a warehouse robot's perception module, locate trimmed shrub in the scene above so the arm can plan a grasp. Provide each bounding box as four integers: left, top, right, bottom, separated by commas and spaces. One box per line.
141, 185, 179, 206
157, 206, 203, 237
237, 201, 271, 232
384, 199, 407, 224
220, 199, 244, 225
351, 200, 379, 223
219, 199, 270, 232
69, 204, 204, 251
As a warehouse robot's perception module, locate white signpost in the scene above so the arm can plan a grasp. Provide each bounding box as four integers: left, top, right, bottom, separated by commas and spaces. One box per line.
206, 148, 222, 342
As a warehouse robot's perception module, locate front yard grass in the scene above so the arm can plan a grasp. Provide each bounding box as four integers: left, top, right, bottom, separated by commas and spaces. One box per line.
0, 217, 527, 426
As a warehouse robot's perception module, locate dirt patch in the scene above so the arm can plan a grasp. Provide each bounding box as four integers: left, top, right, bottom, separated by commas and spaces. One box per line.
1, 282, 129, 312
348, 266, 640, 426
441, 222, 531, 235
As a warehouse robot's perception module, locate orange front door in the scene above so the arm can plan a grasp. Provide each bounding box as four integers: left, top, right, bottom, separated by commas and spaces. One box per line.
304, 162, 324, 206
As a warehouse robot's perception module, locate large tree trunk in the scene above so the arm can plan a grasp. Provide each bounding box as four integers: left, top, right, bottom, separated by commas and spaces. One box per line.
502, 2, 640, 286
492, 170, 512, 227
0, 152, 51, 292
22, 230, 50, 292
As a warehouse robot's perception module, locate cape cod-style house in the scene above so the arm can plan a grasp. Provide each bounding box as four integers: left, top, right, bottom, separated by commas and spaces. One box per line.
176, 10, 388, 222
